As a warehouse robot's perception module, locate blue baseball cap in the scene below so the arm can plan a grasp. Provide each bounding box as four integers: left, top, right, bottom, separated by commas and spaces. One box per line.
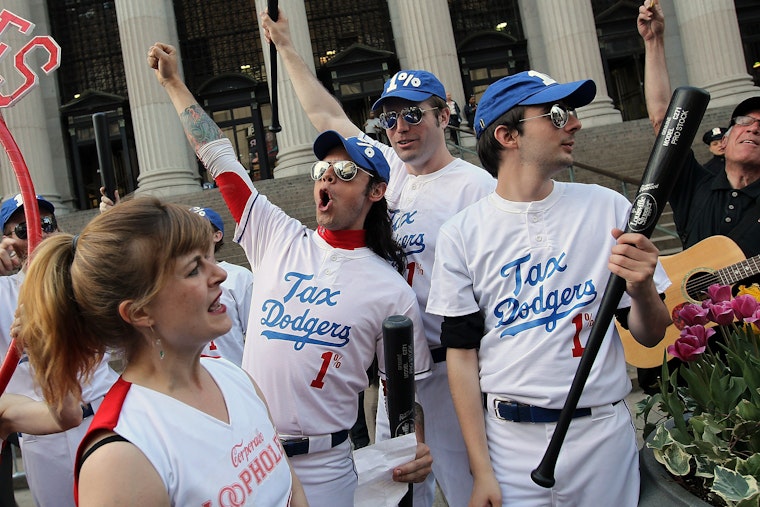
313, 130, 391, 183
189, 206, 224, 236
1, 193, 55, 230
474, 71, 596, 138
371, 70, 446, 111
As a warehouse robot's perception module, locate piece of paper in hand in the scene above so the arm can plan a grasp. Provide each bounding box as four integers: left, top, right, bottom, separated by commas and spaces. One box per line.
353, 432, 417, 507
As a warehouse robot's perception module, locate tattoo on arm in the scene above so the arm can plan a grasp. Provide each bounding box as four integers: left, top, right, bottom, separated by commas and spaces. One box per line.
179, 104, 224, 151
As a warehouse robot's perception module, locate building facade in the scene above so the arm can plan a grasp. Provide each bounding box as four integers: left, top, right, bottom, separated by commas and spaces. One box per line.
1, 0, 758, 213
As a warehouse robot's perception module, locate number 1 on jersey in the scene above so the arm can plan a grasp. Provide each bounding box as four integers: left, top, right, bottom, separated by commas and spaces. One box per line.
310, 351, 342, 389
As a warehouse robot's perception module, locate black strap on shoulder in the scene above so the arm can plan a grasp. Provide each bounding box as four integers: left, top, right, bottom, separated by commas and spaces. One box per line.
77, 434, 129, 475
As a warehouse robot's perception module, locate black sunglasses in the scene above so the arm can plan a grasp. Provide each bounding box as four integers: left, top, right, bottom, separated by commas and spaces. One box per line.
377, 106, 438, 130
5, 216, 58, 240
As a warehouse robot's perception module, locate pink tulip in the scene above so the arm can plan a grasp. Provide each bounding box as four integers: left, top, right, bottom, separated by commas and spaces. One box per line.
706, 284, 732, 303
668, 334, 707, 361
678, 303, 710, 326
705, 301, 735, 326
731, 294, 759, 320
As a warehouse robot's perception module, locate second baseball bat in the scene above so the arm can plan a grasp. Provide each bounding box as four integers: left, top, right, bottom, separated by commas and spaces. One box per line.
267, 0, 282, 133
530, 86, 710, 488
383, 315, 415, 507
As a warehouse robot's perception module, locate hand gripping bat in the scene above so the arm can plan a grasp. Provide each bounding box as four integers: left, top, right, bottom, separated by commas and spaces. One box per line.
531, 86, 711, 488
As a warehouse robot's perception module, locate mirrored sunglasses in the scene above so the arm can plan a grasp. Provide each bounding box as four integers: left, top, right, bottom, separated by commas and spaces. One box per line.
311, 160, 372, 181
520, 104, 576, 129
378, 106, 439, 130
6, 215, 58, 240
732, 115, 760, 128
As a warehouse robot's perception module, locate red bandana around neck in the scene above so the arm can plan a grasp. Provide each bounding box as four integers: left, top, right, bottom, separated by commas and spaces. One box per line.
317, 226, 367, 250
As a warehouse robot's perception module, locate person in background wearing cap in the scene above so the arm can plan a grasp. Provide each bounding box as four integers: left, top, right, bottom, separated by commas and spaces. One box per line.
0, 193, 119, 507
465, 94, 478, 129
426, 70, 671, 506
638, 1, 760, 394
147, 41, 433, 506
191, 207, 254, 366
260, 9, 495, 506
701, 126, 728, 175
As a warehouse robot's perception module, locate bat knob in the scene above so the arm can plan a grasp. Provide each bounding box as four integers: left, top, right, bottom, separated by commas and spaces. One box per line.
531, 467, 556, 488
269, 125, 282, 133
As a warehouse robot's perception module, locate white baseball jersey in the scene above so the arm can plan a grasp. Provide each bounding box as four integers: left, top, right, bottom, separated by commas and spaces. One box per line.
197, 138, 431, 436
427, 181, 671, 407
202, 260, 253, 366
369, 137, 496, 349
77, 357, 293, 507
364, 136, 495, 506
427, 182, 669, 505
1, 271, 118, 507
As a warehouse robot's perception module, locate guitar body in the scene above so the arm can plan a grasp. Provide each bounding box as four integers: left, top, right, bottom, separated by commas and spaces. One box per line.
618, 236, 747, 368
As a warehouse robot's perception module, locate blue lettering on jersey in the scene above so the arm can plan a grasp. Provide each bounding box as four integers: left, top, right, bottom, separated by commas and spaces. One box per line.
494, 252, 597, 337
390, 208, 426, 255
260, 271, 351, 350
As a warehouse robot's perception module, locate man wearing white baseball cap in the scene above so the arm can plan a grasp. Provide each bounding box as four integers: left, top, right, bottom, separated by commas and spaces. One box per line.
427, 70, 671, 506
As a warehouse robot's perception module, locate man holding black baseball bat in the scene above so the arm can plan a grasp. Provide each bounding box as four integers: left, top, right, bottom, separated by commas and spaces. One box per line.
426, 71, 671, 506
260, 9, 495, 507
637, 0, 760, 393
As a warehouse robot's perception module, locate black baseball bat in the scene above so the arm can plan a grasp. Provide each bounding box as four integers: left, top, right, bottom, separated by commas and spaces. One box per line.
267, 0, 282, 133
383, 315, 415, 507
93, 112, 116, 202
530, 86, 710, 488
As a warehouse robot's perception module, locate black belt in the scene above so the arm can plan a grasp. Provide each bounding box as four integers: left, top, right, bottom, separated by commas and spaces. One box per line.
81, 402, 95, 419
484, 395, 619, 423
281, 430, 349, 457
431, 347, 447, 363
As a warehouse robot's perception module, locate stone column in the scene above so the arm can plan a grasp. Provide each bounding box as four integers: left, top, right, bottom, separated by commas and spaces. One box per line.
0, 0, 69, 209
388, 0, 466, 110
672, 0, 758, 108
533, 0, 621, 127
113, 0, 200, 197
254, 0, 318, 178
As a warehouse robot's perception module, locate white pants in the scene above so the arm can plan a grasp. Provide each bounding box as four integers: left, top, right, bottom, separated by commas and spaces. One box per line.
20, 419, 92, 506
376, 362, 474, 507
288, 439, 356, 507
485, 400, 639, 506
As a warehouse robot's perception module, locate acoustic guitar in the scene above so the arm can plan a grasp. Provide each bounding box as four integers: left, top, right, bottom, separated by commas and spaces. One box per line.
618, 235, 759, 368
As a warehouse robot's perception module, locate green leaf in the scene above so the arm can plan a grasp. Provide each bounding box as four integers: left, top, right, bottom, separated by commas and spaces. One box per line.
660, 443, 692, 476
736, 454, 760, 477
737, 399, 760, 422
694, 454, 716, 478
711, 466, 759, 504
648, 424, 674, 451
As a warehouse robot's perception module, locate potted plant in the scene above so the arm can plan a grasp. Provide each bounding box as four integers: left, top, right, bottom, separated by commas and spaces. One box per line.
637, 283, 760, 506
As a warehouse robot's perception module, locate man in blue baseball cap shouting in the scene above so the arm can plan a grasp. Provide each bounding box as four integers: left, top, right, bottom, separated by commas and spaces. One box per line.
260, 10, 495, 506
148, 39, 434, 507
427, 70, 672, 506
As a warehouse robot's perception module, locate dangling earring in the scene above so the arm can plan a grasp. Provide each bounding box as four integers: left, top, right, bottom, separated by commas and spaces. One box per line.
150, 325, 164, 360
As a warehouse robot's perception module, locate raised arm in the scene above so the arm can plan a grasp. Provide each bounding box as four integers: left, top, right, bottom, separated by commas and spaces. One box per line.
260, 8, 361, 138
148, 42, 253, 222
147, 43, 224, 150
637, 0, 670, 135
